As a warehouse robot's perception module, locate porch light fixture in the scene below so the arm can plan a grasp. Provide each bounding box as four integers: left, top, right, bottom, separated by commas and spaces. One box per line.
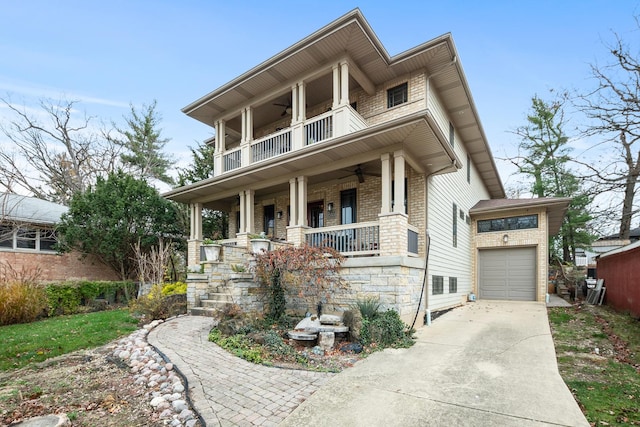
277, 211, 283, 219
502, 234, 509, 244
327, 202, 333, 213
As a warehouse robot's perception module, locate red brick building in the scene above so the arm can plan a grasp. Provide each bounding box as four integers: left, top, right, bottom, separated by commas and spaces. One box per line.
0, 193, 118, 282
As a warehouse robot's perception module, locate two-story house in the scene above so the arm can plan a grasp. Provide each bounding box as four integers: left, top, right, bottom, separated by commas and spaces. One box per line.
164, 9, 569, 325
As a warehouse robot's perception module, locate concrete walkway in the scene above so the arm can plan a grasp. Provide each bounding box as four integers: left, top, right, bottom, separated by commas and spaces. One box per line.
147, 316, 334, 426
149, 300, 588, 426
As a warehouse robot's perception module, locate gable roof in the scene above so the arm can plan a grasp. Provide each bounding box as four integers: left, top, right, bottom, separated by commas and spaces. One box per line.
1, 193, 67, 225
470, 197, 571, 236
181, 8, 504, 199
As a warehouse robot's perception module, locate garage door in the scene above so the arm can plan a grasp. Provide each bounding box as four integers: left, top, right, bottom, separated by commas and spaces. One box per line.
478, 247, 536, 301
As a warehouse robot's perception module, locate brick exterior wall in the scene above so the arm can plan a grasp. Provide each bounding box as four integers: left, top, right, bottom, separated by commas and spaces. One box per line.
471, 208, 549, 302
0, 250, 119, 282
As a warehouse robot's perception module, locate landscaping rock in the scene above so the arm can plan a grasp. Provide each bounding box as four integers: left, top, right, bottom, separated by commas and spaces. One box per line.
340, 342, 363, 354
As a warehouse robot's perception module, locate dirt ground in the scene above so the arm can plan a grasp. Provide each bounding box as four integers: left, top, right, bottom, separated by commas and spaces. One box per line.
0, 344, 166, 427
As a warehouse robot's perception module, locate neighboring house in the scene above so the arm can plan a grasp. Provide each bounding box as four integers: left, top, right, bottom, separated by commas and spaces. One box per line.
0, 193, 119, 282
595, 240, 640, 318
164, 9, 569, 325
575, 227, 640, 271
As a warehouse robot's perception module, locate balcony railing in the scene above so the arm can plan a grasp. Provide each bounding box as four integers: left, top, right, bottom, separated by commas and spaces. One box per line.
215, 105, 367, 176
223, 149, 241, 172
305, 222, 379, 256
251, 129, 292, 162
305, 112, 333, 145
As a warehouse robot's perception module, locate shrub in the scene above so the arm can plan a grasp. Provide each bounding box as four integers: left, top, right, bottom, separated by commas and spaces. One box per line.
352, 296, 382, 321
161, 281, 187, 296
360, 309, 414, 348
0, 282, 48, 326
45, 281, 136, 316
129, 284, 186, 321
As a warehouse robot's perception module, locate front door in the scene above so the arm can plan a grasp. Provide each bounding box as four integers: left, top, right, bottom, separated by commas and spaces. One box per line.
307, 201, 324, 228
263, 205, 275, 237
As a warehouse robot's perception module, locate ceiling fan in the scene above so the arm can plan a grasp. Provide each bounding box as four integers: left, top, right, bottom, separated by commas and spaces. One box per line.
273, 98, 292, 116
340, 164, 381, 183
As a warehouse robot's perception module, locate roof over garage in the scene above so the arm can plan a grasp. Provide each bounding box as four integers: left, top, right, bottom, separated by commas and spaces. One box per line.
470, 197, 571, 236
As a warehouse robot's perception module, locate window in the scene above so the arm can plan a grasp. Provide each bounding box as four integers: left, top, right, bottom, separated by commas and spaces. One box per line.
449, 277, 458, 293
387, 83, 408, 108
452, 202, 458, 247
0, 225, 12, 248
433, 275, 444, 295
307, 201, 324, 228
459, 209, 465, 220
477, 214, 539, 233
340, 189, 357, 225
449, 122, 455, 148
466, 153, 471, 183
0, 225, 57, 252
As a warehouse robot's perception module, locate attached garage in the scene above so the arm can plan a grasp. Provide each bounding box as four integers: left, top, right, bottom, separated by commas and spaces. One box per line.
478, 247, 537, 301
470, 198, 571, 303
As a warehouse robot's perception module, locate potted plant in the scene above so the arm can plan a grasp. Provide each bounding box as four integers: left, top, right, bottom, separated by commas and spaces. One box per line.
202, 237, 222, 261
249, 232, 270, 254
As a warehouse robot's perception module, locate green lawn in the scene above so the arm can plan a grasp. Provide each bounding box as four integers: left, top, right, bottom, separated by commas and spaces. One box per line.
0, 309, 139, 371
549, 305, 640, 425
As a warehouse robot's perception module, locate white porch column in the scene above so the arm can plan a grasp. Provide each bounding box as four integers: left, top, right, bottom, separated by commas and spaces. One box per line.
340, 61, 349, 106
297, 176, 307, 226
190, 202, 203, 240
289, 178, 298, 225
381, 153, 392, 214
290, 84, 299, 125
245, 189, 255, 233
297, 82, 306, 123
332, 64, 340, 109
238, 191, 246, 233
393, 150, 406, 214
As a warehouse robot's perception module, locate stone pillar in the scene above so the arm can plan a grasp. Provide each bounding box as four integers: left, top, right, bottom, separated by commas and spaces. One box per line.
378, 212, 409, 257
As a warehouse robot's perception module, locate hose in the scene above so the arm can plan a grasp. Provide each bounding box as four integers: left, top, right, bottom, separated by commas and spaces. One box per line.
410, 230, 430, 330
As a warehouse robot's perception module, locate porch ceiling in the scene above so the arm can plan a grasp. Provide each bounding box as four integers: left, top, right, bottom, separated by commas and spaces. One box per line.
164, 111, 460, 209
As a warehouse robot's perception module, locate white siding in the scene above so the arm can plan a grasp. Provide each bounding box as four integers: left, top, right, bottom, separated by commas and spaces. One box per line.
427, 131, 491, 311
427, 89, 448, 139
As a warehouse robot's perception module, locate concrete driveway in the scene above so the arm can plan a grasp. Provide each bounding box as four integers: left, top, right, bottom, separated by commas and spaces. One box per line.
281, 300, 589, 426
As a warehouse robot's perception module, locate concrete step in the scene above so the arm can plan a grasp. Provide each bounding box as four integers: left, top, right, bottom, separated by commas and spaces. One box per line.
202, 295, 232, 306
190, 307, 218, 317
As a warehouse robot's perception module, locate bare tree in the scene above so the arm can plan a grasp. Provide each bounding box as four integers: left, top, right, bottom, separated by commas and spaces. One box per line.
0, 97, 121, 205
574, 28, 640, 239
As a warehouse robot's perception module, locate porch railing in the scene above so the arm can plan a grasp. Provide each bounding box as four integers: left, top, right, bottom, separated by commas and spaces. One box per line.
223, 148, 241, 172
305, 221, 379, 256
305, 112, 333, 145
251, 129, 292, 162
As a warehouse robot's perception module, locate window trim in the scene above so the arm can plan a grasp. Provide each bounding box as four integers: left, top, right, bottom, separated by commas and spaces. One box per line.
387, 82, 408, 108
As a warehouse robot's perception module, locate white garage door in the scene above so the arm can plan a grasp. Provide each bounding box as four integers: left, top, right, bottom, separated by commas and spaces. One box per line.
478, 247, 536, 301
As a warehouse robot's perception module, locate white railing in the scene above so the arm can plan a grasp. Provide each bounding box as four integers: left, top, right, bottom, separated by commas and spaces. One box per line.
251, 129, 292, 162
223, 148, 242, 172
305, 112, 333, 145
305, 221, 379, 256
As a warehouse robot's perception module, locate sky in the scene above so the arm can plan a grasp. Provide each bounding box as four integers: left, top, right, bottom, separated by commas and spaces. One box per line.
1, 0, 640, 197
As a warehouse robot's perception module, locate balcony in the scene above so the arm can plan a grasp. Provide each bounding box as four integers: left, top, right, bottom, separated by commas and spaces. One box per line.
217, 105, 367, 175
305, 222, 380, 257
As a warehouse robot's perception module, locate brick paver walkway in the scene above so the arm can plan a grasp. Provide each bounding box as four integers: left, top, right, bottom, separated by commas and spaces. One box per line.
147, 316, 334, 426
